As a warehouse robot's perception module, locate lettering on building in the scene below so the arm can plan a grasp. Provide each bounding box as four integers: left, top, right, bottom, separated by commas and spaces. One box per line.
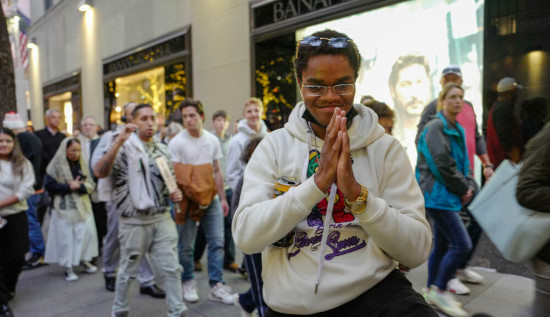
253, 0, 358, 28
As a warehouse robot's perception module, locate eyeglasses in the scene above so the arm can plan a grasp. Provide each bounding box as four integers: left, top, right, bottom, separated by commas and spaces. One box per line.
295, 36, 359, 60
302, 84, 355, 96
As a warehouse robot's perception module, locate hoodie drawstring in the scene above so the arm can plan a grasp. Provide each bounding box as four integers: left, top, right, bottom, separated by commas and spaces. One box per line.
315, 183, 337, 293
306, 127, 339, 294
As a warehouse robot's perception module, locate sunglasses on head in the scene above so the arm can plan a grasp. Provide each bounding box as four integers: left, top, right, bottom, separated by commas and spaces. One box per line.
295, 36, 359, 60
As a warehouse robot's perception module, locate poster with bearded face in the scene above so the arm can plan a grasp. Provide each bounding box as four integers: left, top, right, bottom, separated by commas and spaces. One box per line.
298, 0, 484, 168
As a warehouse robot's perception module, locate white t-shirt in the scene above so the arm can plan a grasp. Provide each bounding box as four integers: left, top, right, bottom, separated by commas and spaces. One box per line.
168, 129, 222, 165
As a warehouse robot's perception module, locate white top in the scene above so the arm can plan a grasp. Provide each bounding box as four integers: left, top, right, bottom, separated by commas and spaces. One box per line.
90, 129, 120, 202
232, 102, 431, 314
0, 159, 35, 217
168, 129, 222, 165
78, 134, 98, 165
226, 119, 268, 190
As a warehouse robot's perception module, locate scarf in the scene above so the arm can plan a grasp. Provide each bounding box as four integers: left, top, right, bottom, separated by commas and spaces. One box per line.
46, 138, 95, 221
122, 133, 155, 210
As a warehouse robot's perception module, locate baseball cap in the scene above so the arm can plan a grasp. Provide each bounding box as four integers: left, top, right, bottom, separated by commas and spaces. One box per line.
497, 77, 524, 92
441, 65, 462, 78
2, 112, 26, 130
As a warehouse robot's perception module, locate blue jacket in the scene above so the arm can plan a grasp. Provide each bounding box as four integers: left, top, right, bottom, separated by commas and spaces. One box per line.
416, 112, 475, 211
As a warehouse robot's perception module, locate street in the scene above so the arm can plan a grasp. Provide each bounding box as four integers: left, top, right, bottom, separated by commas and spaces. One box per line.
10, 243, 534, 317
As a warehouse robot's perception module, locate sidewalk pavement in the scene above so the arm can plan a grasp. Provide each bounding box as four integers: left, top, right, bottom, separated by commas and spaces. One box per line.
11, 257, 534, 317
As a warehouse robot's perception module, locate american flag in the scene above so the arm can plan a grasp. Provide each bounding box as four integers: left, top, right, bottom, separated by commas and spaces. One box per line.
17, 10, 31, 70
19, 30, 28, 69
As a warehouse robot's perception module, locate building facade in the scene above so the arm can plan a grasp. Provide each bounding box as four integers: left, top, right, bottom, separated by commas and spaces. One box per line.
25, 0, 550, 137
27, 0, 251, 131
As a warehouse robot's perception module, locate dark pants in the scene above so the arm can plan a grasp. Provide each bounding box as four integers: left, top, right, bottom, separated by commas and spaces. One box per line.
266, 270, 437, 317
239, 253, 267, 317
459, 191, 482, 269
0, 212, 29, 304
460, 206, 482, 269
194, 189, 235, 265
37, 190, 50, 225
92, 201, 107, 252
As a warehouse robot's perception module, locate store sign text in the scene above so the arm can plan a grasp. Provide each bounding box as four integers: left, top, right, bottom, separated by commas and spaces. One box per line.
273, 0, 334, 22
253, 0, 355, 28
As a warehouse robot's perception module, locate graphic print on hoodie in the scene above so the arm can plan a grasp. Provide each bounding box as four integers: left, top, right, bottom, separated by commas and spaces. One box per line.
289, 148, 365, 259
306, 149, 355, 226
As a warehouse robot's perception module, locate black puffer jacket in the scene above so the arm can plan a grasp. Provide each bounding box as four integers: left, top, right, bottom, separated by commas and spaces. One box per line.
516, 121, 550, 263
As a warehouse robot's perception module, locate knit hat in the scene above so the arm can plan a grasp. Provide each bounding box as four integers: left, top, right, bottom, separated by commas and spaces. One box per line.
2, 112, 26, 130
497, 77, 524, 92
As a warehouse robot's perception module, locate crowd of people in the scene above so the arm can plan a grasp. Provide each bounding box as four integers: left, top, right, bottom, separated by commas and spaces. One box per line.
1, 28, 549, 317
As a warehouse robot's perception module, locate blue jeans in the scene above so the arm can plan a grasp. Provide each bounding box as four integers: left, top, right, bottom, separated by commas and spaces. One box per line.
194, 188, 235, 264
26, 193, 45, 256
177, 197, 224, 286
426, 208, 472, 290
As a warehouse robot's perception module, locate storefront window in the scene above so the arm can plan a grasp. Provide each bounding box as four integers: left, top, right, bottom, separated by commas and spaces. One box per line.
296, 0, 484, 168
114, 66, 166, 118
106, 62, 187, 127
102, 29, 190, 129
254, 0, 484, 167
255, 33, 296, 131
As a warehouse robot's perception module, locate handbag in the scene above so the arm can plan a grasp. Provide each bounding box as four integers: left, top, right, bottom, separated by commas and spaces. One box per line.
469, 159, 550, 263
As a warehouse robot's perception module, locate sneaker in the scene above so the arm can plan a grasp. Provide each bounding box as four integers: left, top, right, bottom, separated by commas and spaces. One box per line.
194, 261, 203, 272
112, 309, 129, 317
233, 294, 253, 317
427, 286, 468, 317
82, 261, 98, 274
224, 262, 240, 273
448, 278, 471, 295
65, 269, 79, 282
140, 284, 166, 298
424, 286, 463, 307
104, 275, 116, 292
22, 253, 45, 270
237, 264, 248, 278
421, 287, 431, 304
0, 303, 13, 317
182, 279, 199, 303
457, 268, 484, 284
209, 282, 234, 305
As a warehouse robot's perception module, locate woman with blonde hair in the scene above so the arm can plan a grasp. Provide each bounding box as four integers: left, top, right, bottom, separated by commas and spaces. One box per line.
0, 127, 35, 316
416, 83, 476, 317
44, 137, 99, 281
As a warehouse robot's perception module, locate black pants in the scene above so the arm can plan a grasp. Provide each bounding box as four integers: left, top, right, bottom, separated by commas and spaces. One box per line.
0, 212, 29, 304
92, 201, 107, 252
266, 270, 437, 317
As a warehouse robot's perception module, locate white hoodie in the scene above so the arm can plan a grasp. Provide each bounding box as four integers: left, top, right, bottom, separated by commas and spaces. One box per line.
232, 102, 431, 314
226, 118, 268, 190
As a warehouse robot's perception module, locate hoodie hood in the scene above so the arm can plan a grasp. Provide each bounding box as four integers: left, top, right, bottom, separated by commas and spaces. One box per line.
237, 118, 268, 138
284, 102, 385, 150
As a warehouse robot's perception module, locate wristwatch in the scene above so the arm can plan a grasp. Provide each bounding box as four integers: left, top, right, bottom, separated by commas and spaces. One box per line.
345, 185, 368, 215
